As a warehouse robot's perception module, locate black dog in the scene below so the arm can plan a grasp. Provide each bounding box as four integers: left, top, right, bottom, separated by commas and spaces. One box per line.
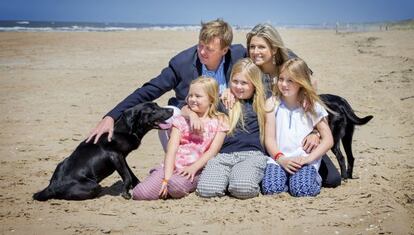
33, 102, 173, 201
320, 94, 373, 180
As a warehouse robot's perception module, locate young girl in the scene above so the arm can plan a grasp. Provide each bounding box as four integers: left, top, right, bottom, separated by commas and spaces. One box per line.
132, 77, 229, 200
261, 58, 334, 197
197, 58, 269, 199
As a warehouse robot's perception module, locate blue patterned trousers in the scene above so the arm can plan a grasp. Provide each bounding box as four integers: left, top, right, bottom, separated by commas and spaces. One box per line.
261, 163, 321, 197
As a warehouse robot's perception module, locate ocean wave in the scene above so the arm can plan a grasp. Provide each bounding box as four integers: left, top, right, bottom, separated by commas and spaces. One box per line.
0, 20, 202, 32
0, 25, 202, 32
16, 21, 30, 25
0, 20, 400, 32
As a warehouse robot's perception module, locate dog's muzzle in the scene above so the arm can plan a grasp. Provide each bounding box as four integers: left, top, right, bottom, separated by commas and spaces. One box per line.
158, 105, 181, 129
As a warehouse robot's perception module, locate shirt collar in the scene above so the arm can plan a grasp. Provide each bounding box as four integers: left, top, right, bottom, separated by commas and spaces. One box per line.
202, 57, 225, 74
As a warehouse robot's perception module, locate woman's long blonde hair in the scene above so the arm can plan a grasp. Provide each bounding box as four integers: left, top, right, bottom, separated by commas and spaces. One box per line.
186, 77, 224, 118
228, 58, 267, 146
275, 58, 322, 116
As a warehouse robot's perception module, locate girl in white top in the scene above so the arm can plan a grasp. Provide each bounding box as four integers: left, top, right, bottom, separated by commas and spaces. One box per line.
261, 58, 333, 197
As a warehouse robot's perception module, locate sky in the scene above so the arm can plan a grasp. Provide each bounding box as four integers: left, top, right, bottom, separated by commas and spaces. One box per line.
1, 0, 413, 26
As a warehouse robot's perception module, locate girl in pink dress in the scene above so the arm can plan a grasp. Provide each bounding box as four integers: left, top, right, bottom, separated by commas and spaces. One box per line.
132, 77, 229, 200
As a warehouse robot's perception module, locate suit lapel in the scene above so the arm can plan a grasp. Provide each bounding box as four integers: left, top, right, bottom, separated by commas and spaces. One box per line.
224, 48, 232, 84
193, 49, 202, 79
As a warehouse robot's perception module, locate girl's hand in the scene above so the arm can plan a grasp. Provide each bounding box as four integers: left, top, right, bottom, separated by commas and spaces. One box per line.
294, 156, 309, 166
278, 157, 302, 174
158, 179, 169, 199
188, 112, 203, 133
220, 88, 235, 110
178, 165, 199, 182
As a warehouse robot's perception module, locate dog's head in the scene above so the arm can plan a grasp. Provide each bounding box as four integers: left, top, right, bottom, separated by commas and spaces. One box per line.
122, 102, 174, 136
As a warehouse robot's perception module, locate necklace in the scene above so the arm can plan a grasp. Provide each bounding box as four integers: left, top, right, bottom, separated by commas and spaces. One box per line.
264, 73, 278, 86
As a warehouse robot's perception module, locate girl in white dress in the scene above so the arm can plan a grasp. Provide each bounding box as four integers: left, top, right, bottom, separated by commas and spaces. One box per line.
262, 58, 334, 197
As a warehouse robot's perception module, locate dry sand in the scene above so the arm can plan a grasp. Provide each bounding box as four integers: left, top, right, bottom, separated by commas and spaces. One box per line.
0, 29, 413, 234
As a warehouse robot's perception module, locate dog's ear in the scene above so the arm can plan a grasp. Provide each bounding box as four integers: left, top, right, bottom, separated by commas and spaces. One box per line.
120, 108, 141, 135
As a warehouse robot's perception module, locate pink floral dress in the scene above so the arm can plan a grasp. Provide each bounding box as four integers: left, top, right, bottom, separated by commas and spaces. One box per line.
172, 115, 229, 169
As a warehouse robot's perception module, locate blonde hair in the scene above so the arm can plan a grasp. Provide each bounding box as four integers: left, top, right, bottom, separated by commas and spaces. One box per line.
246, 23, 289, 75
199, 18, 233, 49
187, 77, 224, 118
228, 58, 267, 146
276, 58, 322, 116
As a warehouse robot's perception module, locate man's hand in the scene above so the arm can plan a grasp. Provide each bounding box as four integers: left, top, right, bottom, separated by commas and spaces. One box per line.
86, 116, 114, 144
220, 88, 235, 110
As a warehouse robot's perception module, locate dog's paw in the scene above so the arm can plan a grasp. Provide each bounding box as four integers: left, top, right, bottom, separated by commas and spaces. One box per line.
346, 172, 357, 179
122, 192, 132, 200
348, 175, 359, 180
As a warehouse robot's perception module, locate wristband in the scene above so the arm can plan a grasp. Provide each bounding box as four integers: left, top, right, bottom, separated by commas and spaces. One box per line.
273, 152, 284, 161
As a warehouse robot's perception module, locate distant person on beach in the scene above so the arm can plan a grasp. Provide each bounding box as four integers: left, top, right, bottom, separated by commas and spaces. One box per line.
196, 58, 268, 199
261, 58, 333, 197
86, 18, 245, 147
132, 78, 229, 200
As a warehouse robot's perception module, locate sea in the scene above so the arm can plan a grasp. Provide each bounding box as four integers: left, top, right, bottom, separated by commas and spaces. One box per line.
0, 20, 390, 32
0, 20, 203, 32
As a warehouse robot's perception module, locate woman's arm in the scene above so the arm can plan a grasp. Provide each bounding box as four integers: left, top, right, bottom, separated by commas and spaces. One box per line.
301, 75, 320, 153
301, 117, 333, 164
302, 131, 321, 153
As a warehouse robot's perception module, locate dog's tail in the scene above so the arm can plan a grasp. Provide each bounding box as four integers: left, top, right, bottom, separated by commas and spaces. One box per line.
351, 114, 373, 125
321, 94, 373, 126
33, 186, 54, 201
344, 108, 373, 125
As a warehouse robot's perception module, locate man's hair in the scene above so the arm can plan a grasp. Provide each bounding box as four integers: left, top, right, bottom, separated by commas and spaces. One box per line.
199, 19, 233, 49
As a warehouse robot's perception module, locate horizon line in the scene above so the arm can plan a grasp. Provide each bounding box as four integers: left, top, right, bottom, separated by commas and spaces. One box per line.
1, 18, 413, 26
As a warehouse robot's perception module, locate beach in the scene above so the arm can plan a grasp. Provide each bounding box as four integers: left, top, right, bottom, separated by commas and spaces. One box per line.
0, 29, 413, 234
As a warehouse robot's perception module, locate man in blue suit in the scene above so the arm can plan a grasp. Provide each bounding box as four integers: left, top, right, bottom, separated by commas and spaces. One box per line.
87, 19, 246, 144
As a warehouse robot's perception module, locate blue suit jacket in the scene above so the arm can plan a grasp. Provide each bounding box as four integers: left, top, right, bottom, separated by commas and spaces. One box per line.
106, 44, 246, 119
